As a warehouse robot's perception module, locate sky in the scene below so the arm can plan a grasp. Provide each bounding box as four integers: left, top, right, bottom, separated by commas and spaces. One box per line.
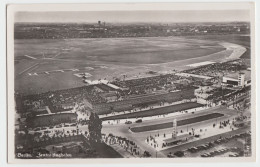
14, 10, 250, 23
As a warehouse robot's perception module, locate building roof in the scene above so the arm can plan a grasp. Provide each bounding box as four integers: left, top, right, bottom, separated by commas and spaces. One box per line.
224, 70, 251, 81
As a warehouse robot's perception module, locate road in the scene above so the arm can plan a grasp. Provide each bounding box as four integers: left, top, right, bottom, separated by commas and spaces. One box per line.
100, 106, 241, 157
30, 106, 245, 158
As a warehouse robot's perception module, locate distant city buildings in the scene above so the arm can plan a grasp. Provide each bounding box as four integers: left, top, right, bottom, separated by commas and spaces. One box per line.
14, 22, 250, 39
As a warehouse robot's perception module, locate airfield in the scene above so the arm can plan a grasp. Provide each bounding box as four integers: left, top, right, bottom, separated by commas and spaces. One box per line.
14, 34, 252, 158
14, 35, 248, 95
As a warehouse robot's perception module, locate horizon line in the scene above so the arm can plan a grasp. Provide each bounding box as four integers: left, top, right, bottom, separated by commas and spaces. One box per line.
14, 21, 250, 24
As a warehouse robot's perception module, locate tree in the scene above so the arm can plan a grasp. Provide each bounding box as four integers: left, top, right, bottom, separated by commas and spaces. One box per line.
88, 112, 102, 143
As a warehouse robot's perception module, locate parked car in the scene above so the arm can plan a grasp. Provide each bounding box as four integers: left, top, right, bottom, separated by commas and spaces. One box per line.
202, 144, 210, 150
174, 151, 185, 157
197, 145, 206, 150
194, 134, 200, 138
188, 147, 197, 153
167, 152, 175, 158
135, 119, 142, 123
229, 153, 239, 157
125, 121, 132, 124
189, 147, 199, 153
214, 139, 222, 144
207, 142, 214, 148
209, 152, 216, 157
201, 153, 210, 157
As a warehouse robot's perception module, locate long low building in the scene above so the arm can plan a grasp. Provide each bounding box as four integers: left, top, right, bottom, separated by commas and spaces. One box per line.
28, 112, 77, 127
84, 88, 195, 115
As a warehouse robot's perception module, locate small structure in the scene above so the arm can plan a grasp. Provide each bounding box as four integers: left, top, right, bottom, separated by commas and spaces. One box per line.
172, 119, 177, 139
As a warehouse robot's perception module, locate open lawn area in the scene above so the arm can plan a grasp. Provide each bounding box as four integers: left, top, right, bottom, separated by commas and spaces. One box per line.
92, 142, 123, 158
14, 36, 232, 94
15, 37, 224, 64
183, 35, 250, 59
130, 113, 224, 133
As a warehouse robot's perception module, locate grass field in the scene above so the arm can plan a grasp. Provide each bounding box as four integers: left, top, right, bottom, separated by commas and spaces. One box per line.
183, 35, 251, 59
14, 36, 232, 94
130, 113, 224, 133
15, 37, 224, 64
101, 102, 203, 121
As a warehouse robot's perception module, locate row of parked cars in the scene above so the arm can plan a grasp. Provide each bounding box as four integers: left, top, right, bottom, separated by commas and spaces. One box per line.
187, 142, 214, 153
188, 131, 251, 154
167, 151, 186, 158
200, 147, 241, 157
167, 131, 251, 158
125, 119, 142, 124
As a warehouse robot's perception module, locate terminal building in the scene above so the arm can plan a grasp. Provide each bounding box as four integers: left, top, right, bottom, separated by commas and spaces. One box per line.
222, 70, 251, 87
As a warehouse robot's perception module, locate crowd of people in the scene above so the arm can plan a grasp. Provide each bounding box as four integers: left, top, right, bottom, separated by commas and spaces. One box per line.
18, 58, 245, 115
15, 85, 107, 115
183, 59, 248, 78
223, 86, 250, 103
15, 124, 88, 149
112, 74, 183, 96
16, 71, 200, 119
102, 133, 151, 157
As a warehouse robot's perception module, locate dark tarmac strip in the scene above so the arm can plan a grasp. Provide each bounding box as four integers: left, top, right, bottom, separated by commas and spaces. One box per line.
131, 113, 224, 133
101, 102, 203, 121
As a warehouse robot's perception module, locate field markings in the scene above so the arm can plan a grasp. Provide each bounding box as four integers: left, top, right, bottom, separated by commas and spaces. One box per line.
33, 68, 81, 76
27, 64, 40, 75
51, 52, 62, 59
24, 55, 37, 60
18, 63, 39, 76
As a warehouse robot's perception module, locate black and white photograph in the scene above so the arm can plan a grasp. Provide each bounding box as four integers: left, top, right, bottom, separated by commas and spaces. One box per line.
6, 2, 256, 163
